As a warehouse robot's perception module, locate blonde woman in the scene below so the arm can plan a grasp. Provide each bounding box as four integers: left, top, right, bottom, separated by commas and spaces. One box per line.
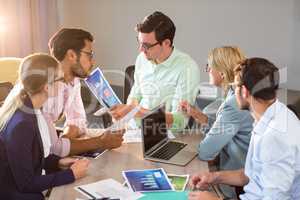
180, 47, 253, 198
0, 54, 89, 200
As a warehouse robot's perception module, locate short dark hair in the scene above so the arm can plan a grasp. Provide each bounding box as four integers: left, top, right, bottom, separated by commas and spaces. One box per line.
136, 11, 176, 46
234, 57, 280, 100
48, 28, 94, 61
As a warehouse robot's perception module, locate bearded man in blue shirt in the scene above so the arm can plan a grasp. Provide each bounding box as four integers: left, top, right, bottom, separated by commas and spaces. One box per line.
189, 57, 300, 200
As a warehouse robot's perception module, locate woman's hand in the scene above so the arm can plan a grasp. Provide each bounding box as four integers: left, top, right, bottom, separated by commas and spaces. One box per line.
179, 100, 195, 116
70, 158, 90, 180
58, 157, 78, 169
179, 101, 208, 124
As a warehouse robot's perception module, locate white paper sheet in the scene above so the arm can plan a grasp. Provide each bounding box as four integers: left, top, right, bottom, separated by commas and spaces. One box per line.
75, 178, 143, 200
123, 129, 142, 143
106, 106, 140, 131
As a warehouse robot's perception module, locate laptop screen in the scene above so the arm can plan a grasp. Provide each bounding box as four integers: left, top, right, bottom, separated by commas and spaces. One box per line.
141, 105, 167, 154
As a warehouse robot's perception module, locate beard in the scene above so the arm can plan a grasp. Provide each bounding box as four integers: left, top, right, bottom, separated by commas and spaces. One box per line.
240, 104, 250, 111
70, 62, 90, 78
239, 101, 250, 111
236, 94, 250, 111
143, 52, 153, 61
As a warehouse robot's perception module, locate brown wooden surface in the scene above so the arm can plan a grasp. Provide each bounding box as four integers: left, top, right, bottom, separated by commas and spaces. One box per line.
49, 131, 208, 200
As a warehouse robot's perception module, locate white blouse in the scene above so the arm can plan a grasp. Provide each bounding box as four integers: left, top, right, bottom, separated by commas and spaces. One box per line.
35, 109, 51, 158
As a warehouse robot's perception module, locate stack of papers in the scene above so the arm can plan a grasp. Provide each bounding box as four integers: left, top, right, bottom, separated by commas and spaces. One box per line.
75, 179, 143, 200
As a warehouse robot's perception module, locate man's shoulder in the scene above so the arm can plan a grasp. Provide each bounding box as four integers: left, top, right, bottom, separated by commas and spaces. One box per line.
173, 48, 196, 64
262, 102, 300, 144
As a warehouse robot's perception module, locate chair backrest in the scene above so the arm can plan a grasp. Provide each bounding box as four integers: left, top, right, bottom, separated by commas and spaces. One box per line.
123, 65, 135, 103
0, 57, 22, 84
0, 82, 13, 106
287, 98, 300, 120
80, 80, 113, 128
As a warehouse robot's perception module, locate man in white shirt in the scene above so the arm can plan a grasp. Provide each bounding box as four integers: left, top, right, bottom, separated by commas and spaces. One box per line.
189, 57, 300, 200
44, 28, 124, 157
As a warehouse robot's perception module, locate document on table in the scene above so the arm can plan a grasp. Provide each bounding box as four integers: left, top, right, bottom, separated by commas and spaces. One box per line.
75, 178, 143, 200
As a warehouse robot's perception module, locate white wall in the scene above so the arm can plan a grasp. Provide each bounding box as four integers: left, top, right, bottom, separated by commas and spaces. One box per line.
58, 0, 299, 90
291, 0, 300, 90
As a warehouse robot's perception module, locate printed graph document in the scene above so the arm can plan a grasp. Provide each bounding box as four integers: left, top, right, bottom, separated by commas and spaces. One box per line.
167, 174, 189, 191
84, 67, 121, 108
75, 178, 143, 200
84, 67, 137, 129
122, 168, 174, 192
123, 174, 189, 191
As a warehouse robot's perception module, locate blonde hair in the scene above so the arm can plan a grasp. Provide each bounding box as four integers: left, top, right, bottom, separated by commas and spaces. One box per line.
207, 46, 246, 93
0, 53, 59, 131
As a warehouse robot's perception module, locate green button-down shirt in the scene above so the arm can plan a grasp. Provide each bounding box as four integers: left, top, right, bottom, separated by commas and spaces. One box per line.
128, 47, 200, 132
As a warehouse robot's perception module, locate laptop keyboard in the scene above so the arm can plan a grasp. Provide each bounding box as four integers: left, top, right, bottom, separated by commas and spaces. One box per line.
151, 141, 187, 160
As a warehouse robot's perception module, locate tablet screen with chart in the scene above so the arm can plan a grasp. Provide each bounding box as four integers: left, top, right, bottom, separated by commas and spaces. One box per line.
85, 67, 121, 108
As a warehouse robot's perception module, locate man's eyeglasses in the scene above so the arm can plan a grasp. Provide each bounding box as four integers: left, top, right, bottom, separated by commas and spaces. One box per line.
205, 64, 211, 72
136, 37, 160, 51
80, 50, 94, 59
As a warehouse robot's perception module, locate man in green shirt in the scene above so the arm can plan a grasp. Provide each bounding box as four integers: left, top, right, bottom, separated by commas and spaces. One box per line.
111, 11, 200, 132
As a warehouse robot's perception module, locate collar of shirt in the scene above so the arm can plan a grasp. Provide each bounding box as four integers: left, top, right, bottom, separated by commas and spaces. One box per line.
64, 77, 80, 87
216, 87, 234, 116
226, 87, 234, 98
151, 47, 178, 68
252, 99, 287, 135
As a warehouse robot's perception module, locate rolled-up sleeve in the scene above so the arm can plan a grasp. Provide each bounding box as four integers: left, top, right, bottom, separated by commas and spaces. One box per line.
198, 103, 241, 160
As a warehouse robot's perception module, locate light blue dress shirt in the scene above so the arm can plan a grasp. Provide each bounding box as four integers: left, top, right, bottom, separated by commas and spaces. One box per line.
198, 88, 253, 198
241, 100, 300, 200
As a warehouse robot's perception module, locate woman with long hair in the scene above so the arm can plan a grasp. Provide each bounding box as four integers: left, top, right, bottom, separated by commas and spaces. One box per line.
181, 47, 253, 198
0, 53, 89, 200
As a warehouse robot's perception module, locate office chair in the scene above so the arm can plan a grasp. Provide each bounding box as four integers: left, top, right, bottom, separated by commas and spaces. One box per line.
80, 80, 112, 128
123, 65, 135, 103
0, 82, 13, 106
287, 98, 300, 120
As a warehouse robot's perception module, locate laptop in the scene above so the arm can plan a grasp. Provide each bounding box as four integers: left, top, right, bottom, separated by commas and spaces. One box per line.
141, 105, 197, 166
